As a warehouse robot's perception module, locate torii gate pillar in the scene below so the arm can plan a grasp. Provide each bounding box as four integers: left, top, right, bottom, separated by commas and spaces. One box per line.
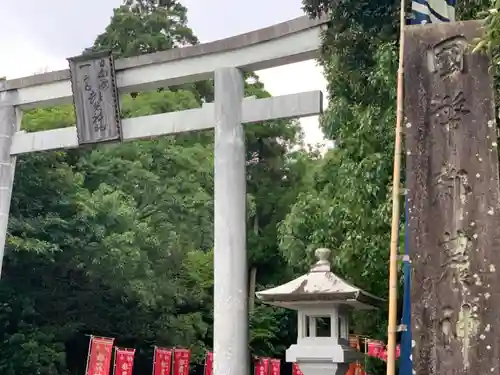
214, 67, 248, 375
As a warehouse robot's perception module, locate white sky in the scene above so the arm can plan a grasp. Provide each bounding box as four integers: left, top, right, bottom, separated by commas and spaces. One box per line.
0, 0, 328, 146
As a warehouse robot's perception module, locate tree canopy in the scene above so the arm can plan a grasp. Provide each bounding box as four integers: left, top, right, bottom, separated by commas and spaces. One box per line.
0, 1, 307, 374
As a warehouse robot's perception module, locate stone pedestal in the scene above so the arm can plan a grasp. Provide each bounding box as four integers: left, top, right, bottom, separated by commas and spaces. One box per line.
287, 342, 361, 375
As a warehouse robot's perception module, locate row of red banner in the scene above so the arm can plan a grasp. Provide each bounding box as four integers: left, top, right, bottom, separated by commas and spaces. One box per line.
348, 335, 401, 362
86, 336, 307, 375
86, 336, 399, 375
205, 354, 302, 375
85, 336, 191, 375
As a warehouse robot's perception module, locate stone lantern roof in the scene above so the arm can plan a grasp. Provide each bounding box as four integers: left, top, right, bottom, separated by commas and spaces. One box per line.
256, 248, 384, 310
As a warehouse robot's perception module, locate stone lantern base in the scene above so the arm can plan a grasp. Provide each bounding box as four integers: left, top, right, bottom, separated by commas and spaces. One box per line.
286, 343, 363, 375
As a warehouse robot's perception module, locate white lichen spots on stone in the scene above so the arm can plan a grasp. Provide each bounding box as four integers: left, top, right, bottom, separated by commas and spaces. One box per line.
473, 233, 479, 239
485, 324, 491, 332
476, 173, 481, 178
488, 120, 495, 128
412, 340, 416, 348
490, 264, 496, 272
485, 292, 491, 300
480, 334, 486, 340
491, 368, 495, 372
472, 305, 478, 312
493, 141, 498, 147
473, 296, 479, 302
407, 151, 411, 156
470, 221, 476, 227
406, 122, 412, 128
488, 207, 495, 215
459, 214, 464, 221
487, 345, 492, 350
479, 157, 483, 162
472, 274, 482, 286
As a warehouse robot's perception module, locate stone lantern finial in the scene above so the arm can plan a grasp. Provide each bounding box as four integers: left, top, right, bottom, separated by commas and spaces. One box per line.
311, 248, 331, 272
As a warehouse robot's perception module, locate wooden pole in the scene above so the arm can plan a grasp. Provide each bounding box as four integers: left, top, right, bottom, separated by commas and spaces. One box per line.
112, 347, 118, 375
386, 0, 406, 374
84, 335, 93, 375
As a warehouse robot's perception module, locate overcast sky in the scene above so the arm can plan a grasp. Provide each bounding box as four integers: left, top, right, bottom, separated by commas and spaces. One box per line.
0, 0, 328, 145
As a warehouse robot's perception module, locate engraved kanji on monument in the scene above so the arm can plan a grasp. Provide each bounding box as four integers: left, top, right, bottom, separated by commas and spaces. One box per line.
404, 21, 500, 375
68, 52, 122, 145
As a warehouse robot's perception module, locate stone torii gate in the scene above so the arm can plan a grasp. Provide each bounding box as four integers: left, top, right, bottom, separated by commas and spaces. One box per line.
0, 16, 326, 375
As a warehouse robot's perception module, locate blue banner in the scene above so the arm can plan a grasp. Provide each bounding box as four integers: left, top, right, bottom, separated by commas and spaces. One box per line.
411, 0, 456, 24
399, 195, 412, 375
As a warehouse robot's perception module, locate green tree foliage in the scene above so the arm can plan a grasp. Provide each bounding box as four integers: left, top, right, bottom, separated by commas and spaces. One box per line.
470, 0, 500, 109
276, 1, 403, 348
87, 0, 213, 103
91, 0, 198, 56
276, 0, 494, 362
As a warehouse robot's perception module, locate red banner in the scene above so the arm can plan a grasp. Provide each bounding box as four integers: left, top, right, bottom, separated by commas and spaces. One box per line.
367, 340, 384, 359
86, 336, 114, 375
173, 348, 191, 375
114, 348, 135, 375
292, 363, 303, 375
204, 352, 213, 375
254, 357, 270, 375
270, 359, 280, 375
367, 341, 401, 361
153, 347, 172, 375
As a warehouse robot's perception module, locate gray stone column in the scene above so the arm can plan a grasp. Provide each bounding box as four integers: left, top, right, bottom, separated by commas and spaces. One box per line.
0, 88, 19, 278
213, 67, 248, 375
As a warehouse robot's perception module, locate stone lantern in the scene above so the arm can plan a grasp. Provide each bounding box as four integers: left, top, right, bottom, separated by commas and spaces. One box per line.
256, 248, 384, 375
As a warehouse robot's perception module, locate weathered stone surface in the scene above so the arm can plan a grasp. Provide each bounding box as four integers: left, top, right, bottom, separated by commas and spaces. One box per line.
68, 52, 121, 145
404, 20, 500, 375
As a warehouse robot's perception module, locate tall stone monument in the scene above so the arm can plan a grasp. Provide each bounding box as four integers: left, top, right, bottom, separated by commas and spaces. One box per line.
404, 21, 500, 374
